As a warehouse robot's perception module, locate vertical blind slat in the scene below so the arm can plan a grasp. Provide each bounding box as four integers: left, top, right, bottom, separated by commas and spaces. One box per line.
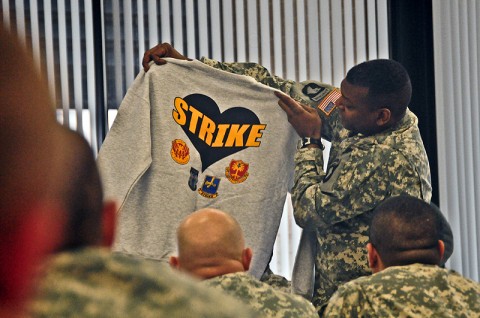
148, 1, 158, 47
235, 0, 246, 61
451, 1, 469, 276
123, 0, 134, 85
366, 0, 377, 60
319, 0, 332, 84
295, 0, 307, 81
259, 0, 270, 69
222, 0, 234, 60
137, 0, 145, 68
343, 0, 355, 74
283, 0, 295, 80
197, 0, 209, 57
354, 0, 367, 64
185, 0, 196, 58
15, 0, 25, 46
2, 0, 10, 29
57, 0, 70, 126
376, 0, 389, 58
43, 0, 57, 102
161, 0, 171, 44
306, 0, 320, 81
172, 0, 183, 54
246, 0, 258, 62
85, 0, 97, 149
29, 0, 41, 69
331, 0, 344, 85
272, 1, 283, 77
434, 0, 463, 275
210, 0, 222, 60
112, 0, 123, 103
71, 0, 84, 134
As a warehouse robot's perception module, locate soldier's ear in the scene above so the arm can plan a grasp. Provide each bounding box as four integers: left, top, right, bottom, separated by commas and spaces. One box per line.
367, 243, 382, 273
242, 248, 253, 271
101, 200, 117, 247
437, 240, 445, 264
169, 256, 180, 269
376, 108, 391, 126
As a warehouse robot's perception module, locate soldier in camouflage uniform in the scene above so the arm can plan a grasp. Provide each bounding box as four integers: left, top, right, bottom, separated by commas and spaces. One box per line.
142, 44, 453, 314
31, 248, 256, 318
170, 208, 318, 318
28, 130, 256, 318
323, 195, 480, 317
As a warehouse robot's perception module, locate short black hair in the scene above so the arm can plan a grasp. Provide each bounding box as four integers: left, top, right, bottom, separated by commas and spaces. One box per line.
369, 195, 443, 267
346, 59, 412, 120
60, 129, 104, 250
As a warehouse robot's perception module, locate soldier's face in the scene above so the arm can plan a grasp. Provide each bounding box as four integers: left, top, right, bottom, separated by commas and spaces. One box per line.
336, 79, 381, 135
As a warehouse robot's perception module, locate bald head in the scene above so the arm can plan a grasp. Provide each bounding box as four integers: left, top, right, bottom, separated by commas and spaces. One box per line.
172, 208, 252, 279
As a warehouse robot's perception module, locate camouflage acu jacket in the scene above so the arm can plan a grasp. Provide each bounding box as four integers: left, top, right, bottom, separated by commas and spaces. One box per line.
323, 263, 480, 317
204, 272, 318, 318
28, 248, 256, 318
199, 59, 454, 314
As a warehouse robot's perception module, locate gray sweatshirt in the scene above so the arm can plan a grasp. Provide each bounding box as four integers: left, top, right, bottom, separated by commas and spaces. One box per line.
97, 59, 298, 278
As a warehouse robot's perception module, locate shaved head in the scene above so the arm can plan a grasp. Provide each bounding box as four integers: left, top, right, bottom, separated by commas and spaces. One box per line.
173, 208, 251, 279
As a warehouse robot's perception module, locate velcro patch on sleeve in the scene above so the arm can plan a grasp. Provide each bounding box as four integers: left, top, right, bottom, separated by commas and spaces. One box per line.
317, 89, 341, 116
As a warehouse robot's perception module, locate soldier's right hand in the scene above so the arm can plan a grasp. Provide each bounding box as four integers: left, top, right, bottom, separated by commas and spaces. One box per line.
142, 43, 190, 72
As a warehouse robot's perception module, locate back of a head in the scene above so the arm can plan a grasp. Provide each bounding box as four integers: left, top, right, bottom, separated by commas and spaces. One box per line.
0, 26, 66, 309
176, 208, 247, 278
57, 128, 104, 251
369, 195, 443, 267
346, 59, 412, 121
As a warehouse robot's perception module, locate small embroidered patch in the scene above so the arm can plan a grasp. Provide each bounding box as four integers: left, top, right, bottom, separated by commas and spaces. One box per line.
317, 89, 341, 116
188, 167, 199, 191
170, 139, 190, 164
198, 175, 220, 198
225, 159, 249, 184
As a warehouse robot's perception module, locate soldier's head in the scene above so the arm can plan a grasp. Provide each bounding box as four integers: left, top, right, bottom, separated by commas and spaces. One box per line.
0, 26, 66, 312
170, 208, 253, 279
335, 59, 411, 136
56, 128, 117, 251
367, 195, 445, 273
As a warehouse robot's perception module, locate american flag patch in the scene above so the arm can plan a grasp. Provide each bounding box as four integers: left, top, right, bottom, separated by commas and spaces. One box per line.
317, 89, 341, 116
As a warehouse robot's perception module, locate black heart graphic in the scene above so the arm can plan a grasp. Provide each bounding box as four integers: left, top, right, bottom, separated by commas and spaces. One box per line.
179, 94, 261, 172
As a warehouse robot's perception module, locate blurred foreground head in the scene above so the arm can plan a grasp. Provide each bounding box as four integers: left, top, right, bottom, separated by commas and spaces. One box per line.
0, 26, 67, 314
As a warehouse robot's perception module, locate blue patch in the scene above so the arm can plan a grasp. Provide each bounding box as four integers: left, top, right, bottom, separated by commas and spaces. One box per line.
188, 167, 199, 191
198, 175, 220, 198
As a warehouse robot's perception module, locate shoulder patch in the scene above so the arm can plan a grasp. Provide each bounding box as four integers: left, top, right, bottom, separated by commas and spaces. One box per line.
317, 89, 341, 116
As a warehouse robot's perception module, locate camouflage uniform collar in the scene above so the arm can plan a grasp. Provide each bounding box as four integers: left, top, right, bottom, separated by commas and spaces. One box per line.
339, 108, 417, 147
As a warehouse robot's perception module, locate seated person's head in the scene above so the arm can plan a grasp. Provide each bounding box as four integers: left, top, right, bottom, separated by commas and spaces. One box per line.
55, 128, 116, 251
367, 195, 445, 273
170, 208, 252, 279
0, 26, 65, 312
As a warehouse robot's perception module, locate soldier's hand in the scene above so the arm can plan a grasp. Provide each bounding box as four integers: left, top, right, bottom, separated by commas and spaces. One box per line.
142, 43, 190, 72
275, 91, 322, 139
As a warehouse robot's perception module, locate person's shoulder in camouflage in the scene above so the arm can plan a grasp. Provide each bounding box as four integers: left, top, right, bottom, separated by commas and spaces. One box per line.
30, 248, 256, 318
323, 196, 471, 318
205, 272, 318, 318
324, 264, 480, 318
259, 266, 292, 293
